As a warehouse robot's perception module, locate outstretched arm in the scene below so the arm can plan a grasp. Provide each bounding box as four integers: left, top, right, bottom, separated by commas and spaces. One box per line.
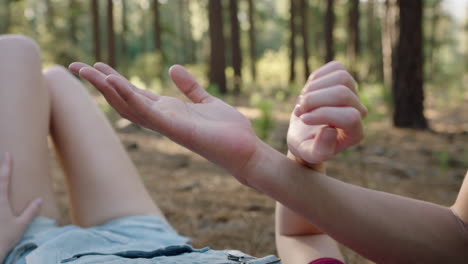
247, 141, 468, 263
69, 62, 468, 263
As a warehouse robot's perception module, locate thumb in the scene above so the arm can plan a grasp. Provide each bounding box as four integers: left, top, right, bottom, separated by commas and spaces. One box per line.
168, 65, 214, 104
307, 127, 338, 163
17, 198, 43, 227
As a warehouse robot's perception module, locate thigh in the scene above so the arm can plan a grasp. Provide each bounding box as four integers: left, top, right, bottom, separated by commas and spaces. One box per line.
0, 35, 60, 221
44, 66, 164, 227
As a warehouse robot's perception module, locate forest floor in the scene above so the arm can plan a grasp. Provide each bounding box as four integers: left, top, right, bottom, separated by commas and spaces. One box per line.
49, 92, 468, 264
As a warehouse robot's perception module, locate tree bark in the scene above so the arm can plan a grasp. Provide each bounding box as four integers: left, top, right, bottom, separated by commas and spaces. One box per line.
392, 0, 427, 129
299, 0, 310, 80
289, 0, 297, 83
347, 0, 360, 78
153, 0, 161, 52
230, 0, 242, 94
247, 0, 256, 81
208, 0, 227, 94
324, 0, 335, 63
91, 0, 101, 62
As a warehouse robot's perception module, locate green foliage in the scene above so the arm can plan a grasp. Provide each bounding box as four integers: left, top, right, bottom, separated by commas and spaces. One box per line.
340, 148, 350, 158
206, 84, 222, 98
434, 150, 450, 173
359, 83, 390, 124
250, 96, 275, 141
130, 52, 163, 89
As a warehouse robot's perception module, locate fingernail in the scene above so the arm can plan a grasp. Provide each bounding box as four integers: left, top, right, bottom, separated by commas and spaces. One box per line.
294, 104, 302, 116
299, 113, 310, 122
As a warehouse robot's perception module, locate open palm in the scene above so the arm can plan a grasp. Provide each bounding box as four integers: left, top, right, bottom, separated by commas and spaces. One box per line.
69, 63, 257, 182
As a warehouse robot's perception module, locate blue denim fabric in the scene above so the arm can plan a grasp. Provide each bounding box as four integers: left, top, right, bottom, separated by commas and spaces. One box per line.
4, 216, 281, 264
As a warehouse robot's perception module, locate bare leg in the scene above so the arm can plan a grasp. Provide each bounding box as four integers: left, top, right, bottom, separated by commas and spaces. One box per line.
43, 66, 164, 227
0, 35, 60, 220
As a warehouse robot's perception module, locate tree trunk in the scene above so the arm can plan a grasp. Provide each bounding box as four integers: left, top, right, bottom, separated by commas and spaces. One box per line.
247, 0, 256, 81
107, 0, 115, 67
91, 0, 101, 62
381, 0, 398, 91
347, 0, 360, 78
324, 0, 335, 63
366, 0, 382, 81
208, 0, 227, 94
299, 0, 310, 80
289, 0, 297, 83
153, 0, 161, 52
392, 0, 427, 129
230, 0, 242, 94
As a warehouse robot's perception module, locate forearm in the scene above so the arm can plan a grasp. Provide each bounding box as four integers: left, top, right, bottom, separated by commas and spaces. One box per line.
276, 202, 343, 263
276, 152, 323, 236
245, 140, 468, 263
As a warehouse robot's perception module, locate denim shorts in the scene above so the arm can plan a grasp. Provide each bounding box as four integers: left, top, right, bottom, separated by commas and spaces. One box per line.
4, 215, 280, 264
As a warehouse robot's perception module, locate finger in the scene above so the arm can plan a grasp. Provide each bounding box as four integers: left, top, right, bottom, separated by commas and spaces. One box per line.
300, 107, 364, 147
0, 152, 12, 205
296, 85, 368, 117
17, 198, 43, 226
93, 63, 160, 101
94, 62, 122, 76
69, 62, 91, 75
169, 65, 213, 104
303, 70, 357, 95
106, 74, 165, 129
78, 68, 146, 124
307, 61, 346, 82
299, 127, 338, 164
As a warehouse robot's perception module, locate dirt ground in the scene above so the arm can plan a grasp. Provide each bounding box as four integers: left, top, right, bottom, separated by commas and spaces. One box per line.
49, 93, 468, 264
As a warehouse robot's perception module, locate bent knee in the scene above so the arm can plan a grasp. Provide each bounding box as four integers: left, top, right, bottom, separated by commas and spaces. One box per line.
0, 34, 41, 59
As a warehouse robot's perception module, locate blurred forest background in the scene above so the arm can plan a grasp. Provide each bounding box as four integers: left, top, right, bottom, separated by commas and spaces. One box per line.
1, 0, 468, 263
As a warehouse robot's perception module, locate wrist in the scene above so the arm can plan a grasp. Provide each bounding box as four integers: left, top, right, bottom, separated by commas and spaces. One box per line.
240, 138, 289, 192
